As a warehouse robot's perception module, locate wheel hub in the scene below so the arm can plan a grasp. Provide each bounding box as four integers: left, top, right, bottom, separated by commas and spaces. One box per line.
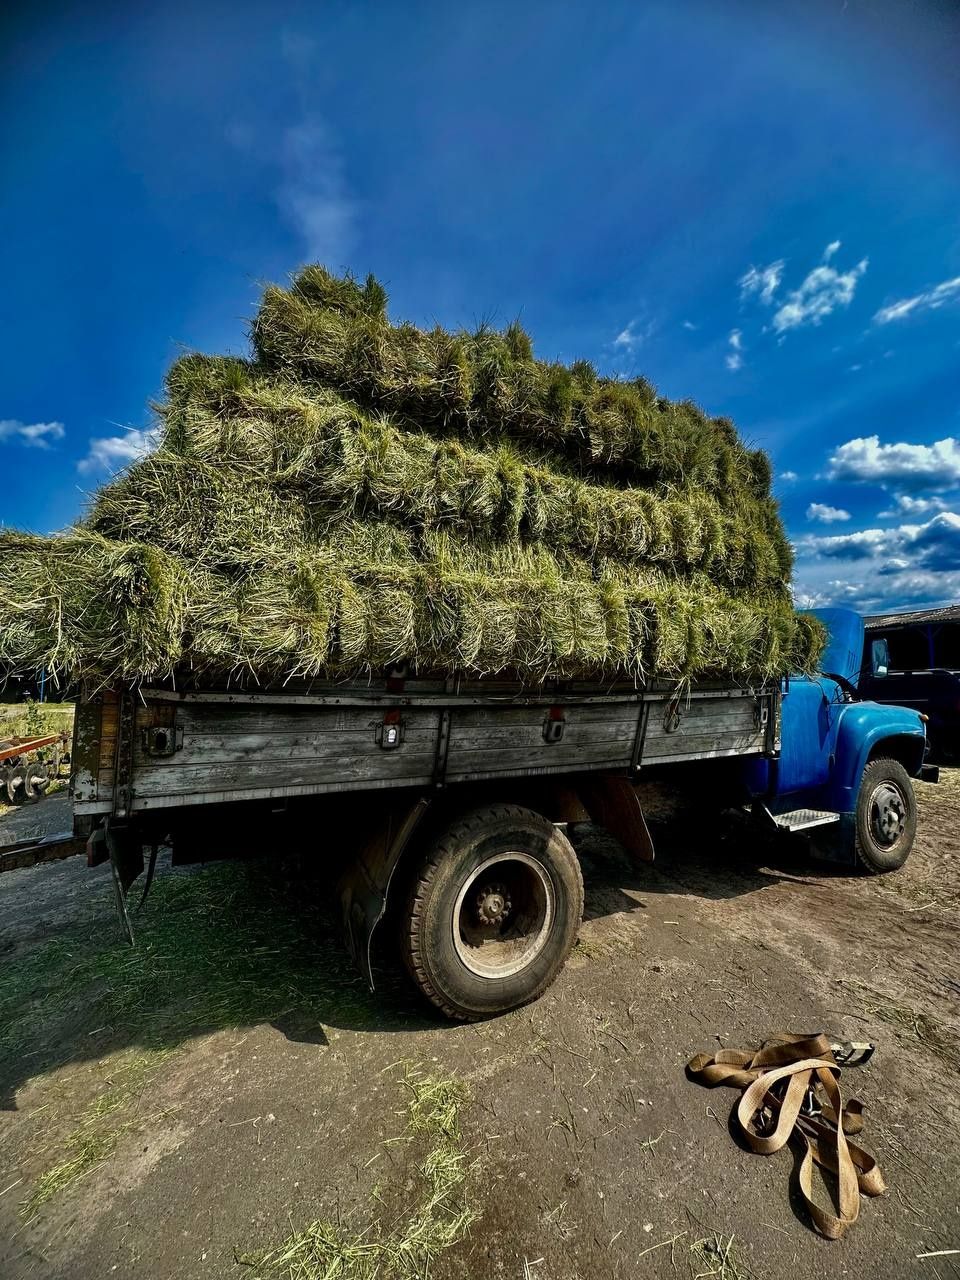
452, 851, 555, 980
870, 782, 905, 847
475, 883, 512, 925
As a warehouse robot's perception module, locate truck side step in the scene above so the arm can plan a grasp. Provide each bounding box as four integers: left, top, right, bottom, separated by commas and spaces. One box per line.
764, 806, 840, 833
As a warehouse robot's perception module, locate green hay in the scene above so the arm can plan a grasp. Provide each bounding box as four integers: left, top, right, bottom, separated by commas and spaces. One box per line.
0, 263, 824, 687
87, 413, 791, 592
0, 521, 818, 684
250, 279, 773, 500
0, 532, 192, 681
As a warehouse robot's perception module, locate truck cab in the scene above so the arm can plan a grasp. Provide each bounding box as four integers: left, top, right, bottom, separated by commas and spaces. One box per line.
745, 606, 931, 872
859, 606, 960, 760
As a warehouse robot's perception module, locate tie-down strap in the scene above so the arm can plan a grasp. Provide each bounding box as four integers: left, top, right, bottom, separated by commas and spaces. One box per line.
687, 1032, 885, 1239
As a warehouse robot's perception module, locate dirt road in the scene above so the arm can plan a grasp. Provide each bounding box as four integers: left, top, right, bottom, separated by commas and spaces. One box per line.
1, 776, 958, 1280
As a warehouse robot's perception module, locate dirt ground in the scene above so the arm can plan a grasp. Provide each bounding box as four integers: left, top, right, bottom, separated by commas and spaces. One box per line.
1, 776, 958, 1280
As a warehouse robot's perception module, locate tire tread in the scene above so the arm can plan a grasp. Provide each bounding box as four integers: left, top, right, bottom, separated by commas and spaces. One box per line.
402, 804, 582, 1021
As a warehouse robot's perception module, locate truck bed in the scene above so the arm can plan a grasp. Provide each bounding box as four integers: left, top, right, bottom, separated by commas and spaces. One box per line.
71, 676, 780, 818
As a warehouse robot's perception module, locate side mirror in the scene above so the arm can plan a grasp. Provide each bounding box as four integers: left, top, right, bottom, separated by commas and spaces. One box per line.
870, 639, 890, 678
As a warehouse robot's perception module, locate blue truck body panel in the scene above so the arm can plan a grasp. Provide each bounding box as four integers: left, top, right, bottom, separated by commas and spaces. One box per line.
814, 607, 865, 685
743, 607, 926, 817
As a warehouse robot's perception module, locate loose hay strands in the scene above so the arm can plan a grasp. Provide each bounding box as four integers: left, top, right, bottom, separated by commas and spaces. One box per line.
240, 1064, 476, 1280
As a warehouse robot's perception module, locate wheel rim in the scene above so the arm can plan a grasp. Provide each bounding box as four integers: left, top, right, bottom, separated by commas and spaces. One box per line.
868, 780, 906, 848
452, 852, 555, 979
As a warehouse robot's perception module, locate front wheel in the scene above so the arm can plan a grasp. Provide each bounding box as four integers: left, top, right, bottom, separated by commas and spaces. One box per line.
401, 804, 584, 1020
854, 758, 917, 874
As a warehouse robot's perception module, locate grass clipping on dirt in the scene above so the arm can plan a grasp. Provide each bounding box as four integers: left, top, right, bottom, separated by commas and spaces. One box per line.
0, 265, 824, 685
238, 1065, 475, 1280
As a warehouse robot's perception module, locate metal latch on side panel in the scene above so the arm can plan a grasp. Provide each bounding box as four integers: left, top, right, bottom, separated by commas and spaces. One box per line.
543, 706, 565, 743
663, 696, 682, 734
754, 698, 770, 731
141, 724, 183, 757
377, 709, 404, 750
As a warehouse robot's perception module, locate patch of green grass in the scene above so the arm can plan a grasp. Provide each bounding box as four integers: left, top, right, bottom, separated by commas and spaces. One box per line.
1, 860, 393, 1215
238, 1064, 476, 1280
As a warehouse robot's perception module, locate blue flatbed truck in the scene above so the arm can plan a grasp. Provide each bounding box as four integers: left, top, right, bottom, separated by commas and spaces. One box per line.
0, 607, 935, 1020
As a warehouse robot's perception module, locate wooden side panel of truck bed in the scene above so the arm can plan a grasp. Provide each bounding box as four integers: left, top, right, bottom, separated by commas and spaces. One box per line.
71, 681, 778, 817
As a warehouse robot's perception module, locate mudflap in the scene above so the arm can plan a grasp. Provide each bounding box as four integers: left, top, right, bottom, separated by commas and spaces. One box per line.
338, 796, 431, 990
578, 775, 655, 863
104, 819, 144, 945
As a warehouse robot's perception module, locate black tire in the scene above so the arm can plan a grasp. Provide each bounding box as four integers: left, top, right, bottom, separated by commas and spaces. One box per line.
402, 803, 584, 1021
854, 758, 917, 874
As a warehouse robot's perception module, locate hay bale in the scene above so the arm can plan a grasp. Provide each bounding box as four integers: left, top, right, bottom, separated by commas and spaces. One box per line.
0, 264, 823, 687
250, 272, 771, 499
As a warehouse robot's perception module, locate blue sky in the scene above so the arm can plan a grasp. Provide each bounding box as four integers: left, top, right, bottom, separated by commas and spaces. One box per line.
2, 0, 959, 614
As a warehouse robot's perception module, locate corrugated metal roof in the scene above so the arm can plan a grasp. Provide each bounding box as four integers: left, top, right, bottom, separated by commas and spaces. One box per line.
864, 603, 960, 630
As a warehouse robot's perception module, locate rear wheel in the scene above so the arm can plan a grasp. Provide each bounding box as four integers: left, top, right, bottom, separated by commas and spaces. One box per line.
402, 804, 584, 1020
854, 758, 916, 874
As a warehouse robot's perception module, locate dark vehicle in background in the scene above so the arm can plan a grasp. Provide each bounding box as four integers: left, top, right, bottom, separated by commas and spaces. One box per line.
860, 605, 960, 760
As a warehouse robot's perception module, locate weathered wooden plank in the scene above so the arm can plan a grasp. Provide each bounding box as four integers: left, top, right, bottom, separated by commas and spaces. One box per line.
642, 731, 763, 762
163, 709, 436, 737
134, 729, 440, 769
446, 741, 633, 777
131, 750, 439, 799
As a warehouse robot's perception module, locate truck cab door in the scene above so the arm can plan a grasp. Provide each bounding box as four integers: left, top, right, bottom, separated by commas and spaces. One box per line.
775, 675, 840, 795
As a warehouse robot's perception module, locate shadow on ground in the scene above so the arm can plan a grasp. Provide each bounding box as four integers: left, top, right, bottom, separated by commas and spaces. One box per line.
0, 809, 854, 1110
573, 810, 857, 924
0, 854, 436, 1111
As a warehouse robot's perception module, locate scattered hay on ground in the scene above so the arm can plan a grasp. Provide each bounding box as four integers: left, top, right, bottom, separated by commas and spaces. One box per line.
237, 1063, 476, 1280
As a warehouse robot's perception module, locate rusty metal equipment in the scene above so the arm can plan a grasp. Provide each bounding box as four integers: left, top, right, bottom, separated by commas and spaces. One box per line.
0, 731, 71, 805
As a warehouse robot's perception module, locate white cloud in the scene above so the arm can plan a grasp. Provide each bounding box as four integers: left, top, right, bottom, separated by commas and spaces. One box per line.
779, 470, 798, 483
681, 319, 697, 331
0, 418, 65, 449
77, 427, 160, 474
794, 569, 960, 615
771, 249, 868, 334
798, 526, 891, 560
277, 115, 356, 262
613, 317, 655, 351
873, 274, 960, 325
798, 511, 960, 575
739, 260, 783, 305
725, 328, 743, 371
878, 494, 949, 519
806, 502, 851, 523
827, 434, 960, 492
823, 240, 842, 262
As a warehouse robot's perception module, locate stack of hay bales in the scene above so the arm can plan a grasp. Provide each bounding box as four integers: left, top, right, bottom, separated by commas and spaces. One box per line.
0, 266, 823, 687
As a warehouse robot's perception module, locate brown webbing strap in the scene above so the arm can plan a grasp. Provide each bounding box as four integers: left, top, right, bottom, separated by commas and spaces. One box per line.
687, 1033, 885, 1239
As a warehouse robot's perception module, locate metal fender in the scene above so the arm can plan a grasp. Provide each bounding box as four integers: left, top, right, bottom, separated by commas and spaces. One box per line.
826, 703, 925, 814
